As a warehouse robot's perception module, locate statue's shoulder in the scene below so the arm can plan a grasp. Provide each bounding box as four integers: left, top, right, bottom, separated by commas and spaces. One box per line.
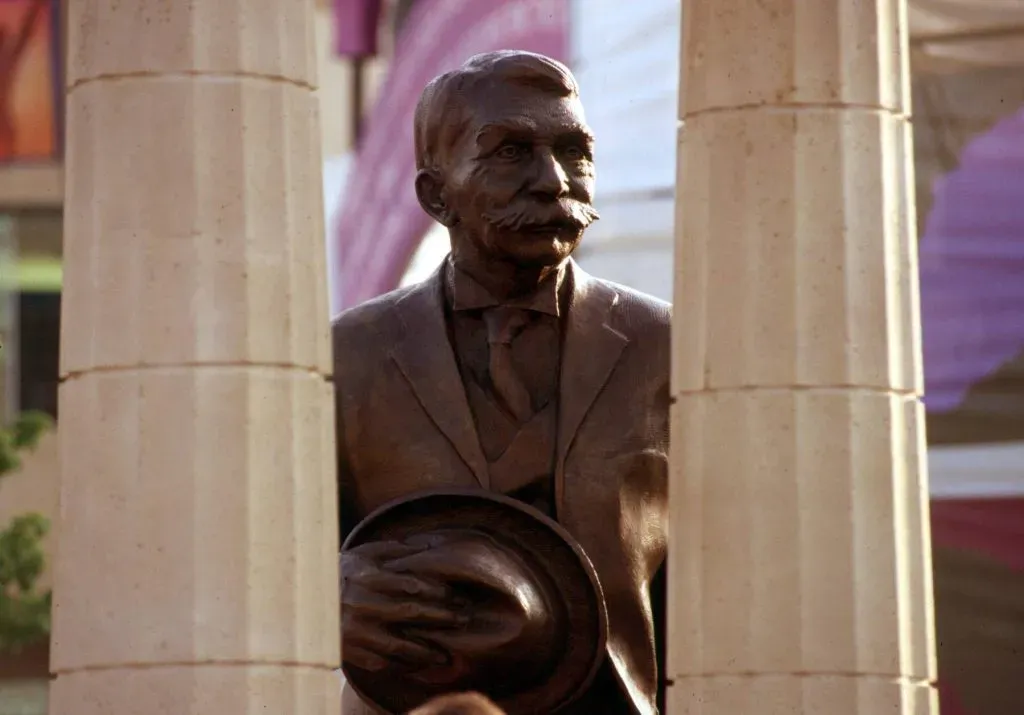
586, 274, 671, 337
330, 282, 421, 363
332, 285, 410, 333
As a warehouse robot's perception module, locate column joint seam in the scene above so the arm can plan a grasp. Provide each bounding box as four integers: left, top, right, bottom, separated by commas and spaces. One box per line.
67, 70, 315, 94
667, 672, 936, 686
681, 102, 909, 121
670, 385, 919, 399
59, 362, 333, 383
53, 660, 340, 676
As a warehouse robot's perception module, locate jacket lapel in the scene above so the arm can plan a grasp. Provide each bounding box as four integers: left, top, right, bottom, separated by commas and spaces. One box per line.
388, 265, 489, 488
556, 262, 629, 511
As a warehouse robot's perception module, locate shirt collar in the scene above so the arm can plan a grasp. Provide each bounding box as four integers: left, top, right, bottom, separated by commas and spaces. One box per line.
445, 257, 565, 317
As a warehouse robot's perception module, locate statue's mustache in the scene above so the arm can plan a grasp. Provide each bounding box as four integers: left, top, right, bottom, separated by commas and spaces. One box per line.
481, 199, 600, 232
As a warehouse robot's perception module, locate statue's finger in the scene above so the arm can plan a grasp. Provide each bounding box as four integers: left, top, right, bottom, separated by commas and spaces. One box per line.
383, 550, 512, 594
345, 622, 448, 667
345, 589, 469, 627
345, 540, 428, 560
357, 570, 450, 601
406, 626, 518, 657
379, 551, 459, 579
341, 644, 389, 672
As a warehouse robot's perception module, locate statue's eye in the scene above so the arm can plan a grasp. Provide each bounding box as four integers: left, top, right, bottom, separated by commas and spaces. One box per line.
495, 144, 523, 160
564, 145, 586, 161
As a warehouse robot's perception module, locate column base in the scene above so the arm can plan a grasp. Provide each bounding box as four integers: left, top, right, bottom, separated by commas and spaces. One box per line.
50, 665, 342, 715
668, 674, 936, 715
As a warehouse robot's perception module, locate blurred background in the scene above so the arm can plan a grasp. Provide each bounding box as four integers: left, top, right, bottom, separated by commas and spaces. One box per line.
0, 0, 1021, 712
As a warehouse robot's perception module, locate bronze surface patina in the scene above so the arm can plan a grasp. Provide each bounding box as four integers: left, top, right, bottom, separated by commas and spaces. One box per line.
333, 50, 670, 715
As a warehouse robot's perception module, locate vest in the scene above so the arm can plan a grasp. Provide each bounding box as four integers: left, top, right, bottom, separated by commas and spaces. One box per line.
463, 377, 558, 515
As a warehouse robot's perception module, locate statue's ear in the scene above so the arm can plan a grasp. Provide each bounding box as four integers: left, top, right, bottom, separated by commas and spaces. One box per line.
415, 169, 456, 227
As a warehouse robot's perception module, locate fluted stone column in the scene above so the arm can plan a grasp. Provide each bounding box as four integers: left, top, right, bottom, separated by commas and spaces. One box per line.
51, 2, 339, 713
668, 2, 937, 713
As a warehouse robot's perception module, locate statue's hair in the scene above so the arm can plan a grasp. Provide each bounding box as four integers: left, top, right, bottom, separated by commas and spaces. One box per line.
413, 50, 579, 172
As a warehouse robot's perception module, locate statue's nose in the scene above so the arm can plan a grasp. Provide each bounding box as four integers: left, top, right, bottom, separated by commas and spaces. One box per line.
529, 149, 569, 200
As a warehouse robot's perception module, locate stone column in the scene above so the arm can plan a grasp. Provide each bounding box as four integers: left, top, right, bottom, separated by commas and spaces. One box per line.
668, 2, 937, 714
51, 2, 339, 713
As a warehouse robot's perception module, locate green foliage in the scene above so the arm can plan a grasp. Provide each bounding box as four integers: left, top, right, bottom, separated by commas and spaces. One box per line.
0, 515, 51, 653
0, 410, 54, 653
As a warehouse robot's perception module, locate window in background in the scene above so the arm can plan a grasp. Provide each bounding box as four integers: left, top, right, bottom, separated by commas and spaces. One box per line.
0, 211, 62, 421
17, 291, 58, 419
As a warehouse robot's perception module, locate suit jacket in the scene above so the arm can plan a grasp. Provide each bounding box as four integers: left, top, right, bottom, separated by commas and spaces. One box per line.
332, 259, 671, 715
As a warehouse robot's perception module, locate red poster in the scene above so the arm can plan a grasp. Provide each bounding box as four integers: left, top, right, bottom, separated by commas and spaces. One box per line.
0, 0, 59, 162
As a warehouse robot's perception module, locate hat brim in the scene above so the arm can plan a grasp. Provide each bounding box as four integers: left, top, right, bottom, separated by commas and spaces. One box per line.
341, 487, 608, 714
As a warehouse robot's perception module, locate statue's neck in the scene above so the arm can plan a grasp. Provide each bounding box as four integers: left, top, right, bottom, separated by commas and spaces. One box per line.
449, 241, 562, 302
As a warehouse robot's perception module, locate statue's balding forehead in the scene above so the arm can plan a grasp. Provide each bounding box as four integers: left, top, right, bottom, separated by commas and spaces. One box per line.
414, 50, 579, 171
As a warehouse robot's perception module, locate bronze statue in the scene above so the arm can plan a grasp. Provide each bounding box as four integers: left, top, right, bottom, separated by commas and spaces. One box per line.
333, 50, 670, 715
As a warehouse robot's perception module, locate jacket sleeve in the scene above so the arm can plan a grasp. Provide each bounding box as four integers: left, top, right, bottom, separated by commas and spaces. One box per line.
652, 561, 667, 713
334, 373, 360, 547
335, 397, 360, 544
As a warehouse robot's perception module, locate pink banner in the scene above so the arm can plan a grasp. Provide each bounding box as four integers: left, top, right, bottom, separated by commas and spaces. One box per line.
334, 0, 382, 58
331, 0, 569, 311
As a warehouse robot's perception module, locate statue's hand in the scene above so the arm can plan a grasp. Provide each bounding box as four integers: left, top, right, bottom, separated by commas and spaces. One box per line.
340, 541, 469, 673
383, 531, 560, 688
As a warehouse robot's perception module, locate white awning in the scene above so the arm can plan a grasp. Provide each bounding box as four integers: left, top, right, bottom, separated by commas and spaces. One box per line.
911, 0, 1024, 72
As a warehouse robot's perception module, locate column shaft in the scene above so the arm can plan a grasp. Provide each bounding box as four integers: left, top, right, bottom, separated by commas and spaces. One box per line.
51, 1, 339, 713
668, 1, 937, 713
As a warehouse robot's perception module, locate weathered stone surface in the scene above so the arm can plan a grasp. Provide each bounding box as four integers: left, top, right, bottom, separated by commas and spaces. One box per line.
53, 2, 338, 712
670, 1, 936, 712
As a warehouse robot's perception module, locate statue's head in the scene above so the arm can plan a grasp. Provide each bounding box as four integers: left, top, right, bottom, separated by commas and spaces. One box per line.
413, 51, 598, 270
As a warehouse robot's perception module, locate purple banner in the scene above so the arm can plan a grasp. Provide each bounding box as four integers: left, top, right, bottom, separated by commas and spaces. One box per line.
330, 0, 569, 311
920, 106, 1024, 413
334, 0, 382, 58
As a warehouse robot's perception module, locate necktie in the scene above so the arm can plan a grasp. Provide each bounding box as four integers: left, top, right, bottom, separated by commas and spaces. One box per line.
483, 306, 534, 422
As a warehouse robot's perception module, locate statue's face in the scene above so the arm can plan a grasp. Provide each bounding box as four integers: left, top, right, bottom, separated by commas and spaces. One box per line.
441, 84, 597, 268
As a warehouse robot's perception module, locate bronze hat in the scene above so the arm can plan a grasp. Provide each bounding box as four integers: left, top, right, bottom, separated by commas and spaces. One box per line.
341, 488, 608, 714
